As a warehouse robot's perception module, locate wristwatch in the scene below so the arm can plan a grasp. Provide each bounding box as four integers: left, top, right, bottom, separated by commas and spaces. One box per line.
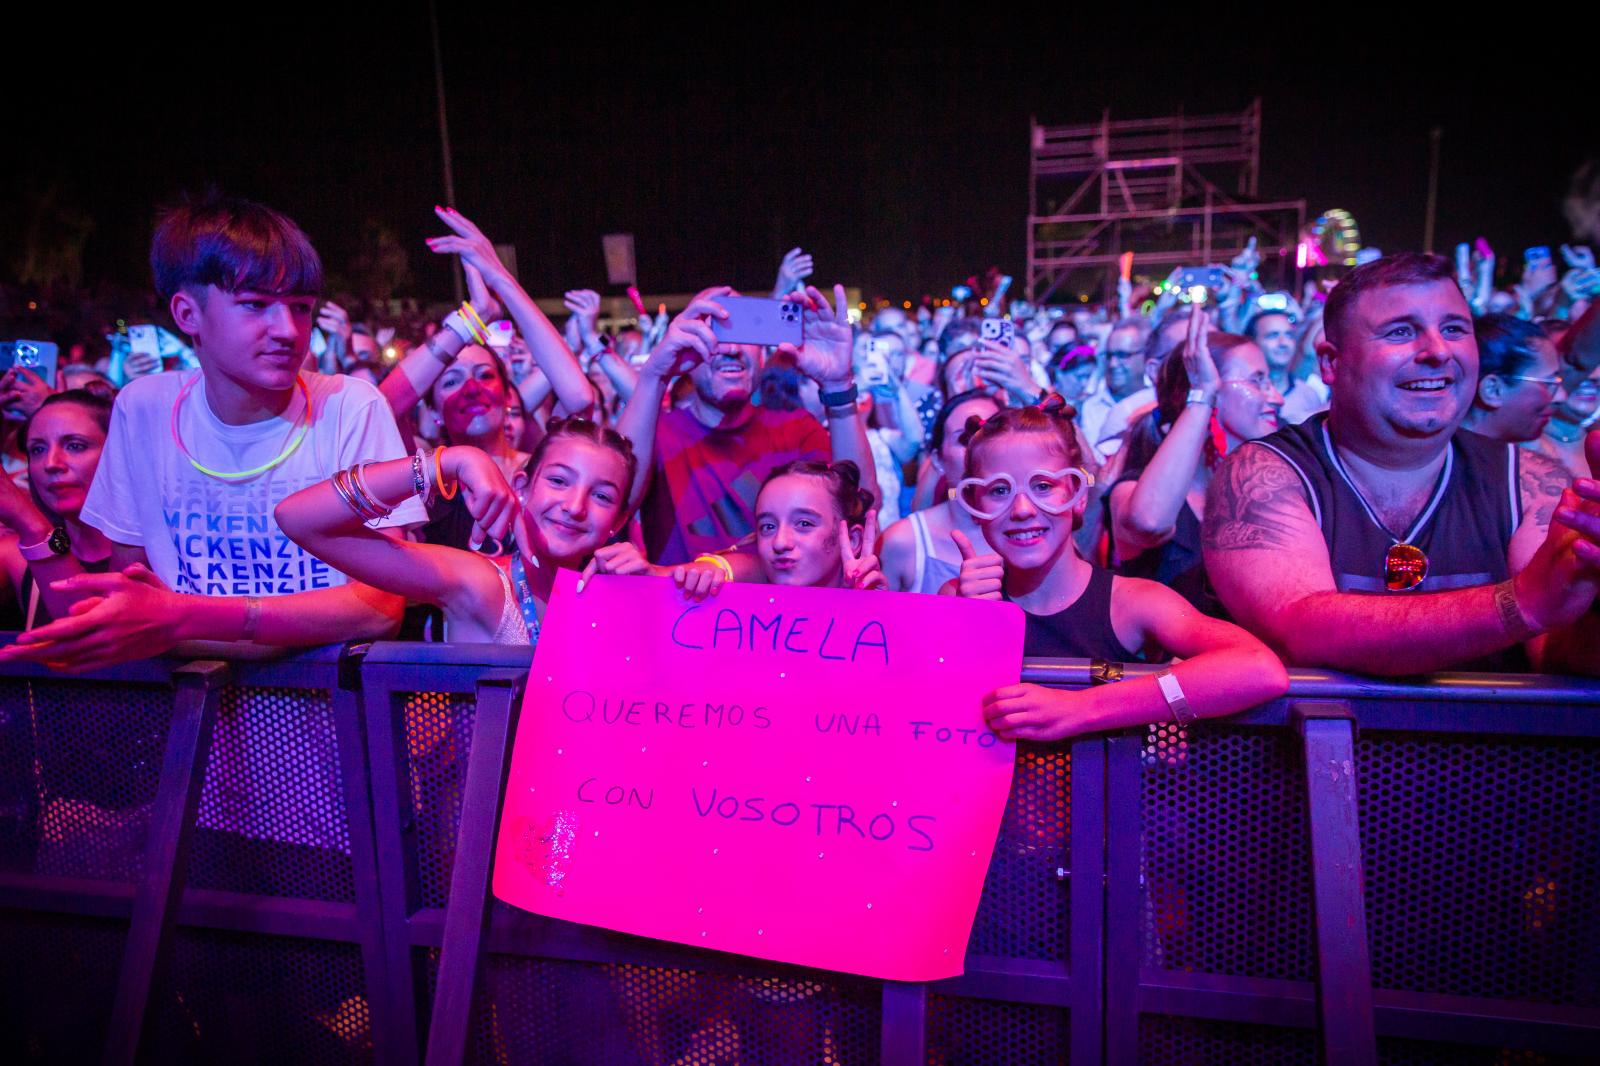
19, 526, 70, 562
1185, 388, 1215, 407
819, 383, 859, 412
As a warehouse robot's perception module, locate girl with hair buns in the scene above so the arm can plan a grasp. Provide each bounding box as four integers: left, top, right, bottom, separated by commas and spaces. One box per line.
1108, 310, 1284, 616
750, 459, 886, 590
278, 418, 648, 644
945, 395, 1287, 742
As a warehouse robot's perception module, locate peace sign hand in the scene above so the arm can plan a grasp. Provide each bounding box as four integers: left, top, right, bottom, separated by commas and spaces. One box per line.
840, 510, 886, 591
952, 529, 1004, 600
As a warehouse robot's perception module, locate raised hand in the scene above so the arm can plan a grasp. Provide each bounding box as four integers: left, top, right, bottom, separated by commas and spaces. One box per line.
640, 288, 732, 381
316, 300, 353, 345
1455, 243, 1474, 295
1561, 266, 1600, 304
952, 529, 1004, 600
1562, 245, 1597, 271
463, 262, 504, 324
0, 458, 52, 538
426, 206, 512, 320
776, 284, 853, 387
443, 446, 518, 550
315, 300, 351, 371
1472, 240, 1496, 313
840, 510, 886, 591
972, 340, 1041, 405
0, 367, 55, 422
1181, 300, 1221, 398
773, 247, 815, 297
1518, 251, 1558, 301
1230, 236, 1260, 275
564, 289, 603, 346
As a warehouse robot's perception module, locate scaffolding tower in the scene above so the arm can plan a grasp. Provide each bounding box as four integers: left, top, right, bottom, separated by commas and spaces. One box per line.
1026, 99, 1305, 304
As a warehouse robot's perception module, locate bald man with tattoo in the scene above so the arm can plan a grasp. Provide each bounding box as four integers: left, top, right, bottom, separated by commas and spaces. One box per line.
1202, 253, 1600, 676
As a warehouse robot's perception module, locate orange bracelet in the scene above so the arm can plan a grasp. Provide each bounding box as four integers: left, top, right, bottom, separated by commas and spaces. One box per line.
433, 446, 459, 500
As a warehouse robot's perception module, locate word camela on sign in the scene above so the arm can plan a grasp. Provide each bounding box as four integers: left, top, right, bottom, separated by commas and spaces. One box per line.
493, 571, 1025, 981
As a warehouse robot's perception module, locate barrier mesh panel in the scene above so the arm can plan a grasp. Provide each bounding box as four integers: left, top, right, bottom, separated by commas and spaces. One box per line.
188, 685, 355, 902
1377, 1036, 1590, 1065
1139, 1014, 1316, 1064
149, 926, 372, 1065
0, 676, 169, 881
970, 742, 1071, 962
400, 691, 478, 909
1359, 732, 1600, 1007
0, 911, 125, 1062
926, 993, 1069, 1064
1140, 726, 1314, 980
417, 949, 880, 1065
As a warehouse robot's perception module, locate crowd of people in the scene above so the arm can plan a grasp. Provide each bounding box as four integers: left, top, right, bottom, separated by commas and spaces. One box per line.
1, 193, 1598, 742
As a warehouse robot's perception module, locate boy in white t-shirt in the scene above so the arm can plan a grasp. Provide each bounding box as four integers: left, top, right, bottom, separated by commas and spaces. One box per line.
0, 193, 422, 670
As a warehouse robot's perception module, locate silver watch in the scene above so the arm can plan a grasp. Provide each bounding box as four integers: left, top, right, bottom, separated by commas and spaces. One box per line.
1185, 388, 1215, 407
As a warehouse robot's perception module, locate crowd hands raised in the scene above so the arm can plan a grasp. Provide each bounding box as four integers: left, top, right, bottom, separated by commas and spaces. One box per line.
2, 192, 1600, 745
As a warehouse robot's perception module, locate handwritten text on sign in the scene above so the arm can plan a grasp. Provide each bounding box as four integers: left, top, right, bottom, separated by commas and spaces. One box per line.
492, 571, 1024, 981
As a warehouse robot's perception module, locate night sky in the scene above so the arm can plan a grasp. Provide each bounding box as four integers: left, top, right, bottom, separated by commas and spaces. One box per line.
8, 6, 1594, 306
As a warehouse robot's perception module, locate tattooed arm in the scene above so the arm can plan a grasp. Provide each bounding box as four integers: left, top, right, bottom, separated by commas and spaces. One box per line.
1514, 448, 1600, 675
1203, 444, 1595, 675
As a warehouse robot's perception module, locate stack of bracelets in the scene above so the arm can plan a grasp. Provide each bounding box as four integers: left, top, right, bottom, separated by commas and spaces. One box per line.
330, 463, 396, 523
441, 300, 493, 350
331, 446, 459, 523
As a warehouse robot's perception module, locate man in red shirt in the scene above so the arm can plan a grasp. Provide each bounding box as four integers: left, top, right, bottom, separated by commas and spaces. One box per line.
621, 285, 877, 564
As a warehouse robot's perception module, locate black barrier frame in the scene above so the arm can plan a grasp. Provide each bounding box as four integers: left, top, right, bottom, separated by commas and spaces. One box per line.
4, 640, 1600, 1064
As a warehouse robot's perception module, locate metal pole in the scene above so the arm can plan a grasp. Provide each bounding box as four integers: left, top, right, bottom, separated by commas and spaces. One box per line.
1422, 127, 1442, 253
429, 0, 464, 302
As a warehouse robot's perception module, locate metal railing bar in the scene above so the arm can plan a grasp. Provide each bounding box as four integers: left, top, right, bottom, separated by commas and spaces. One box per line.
103, 660, 229, 1066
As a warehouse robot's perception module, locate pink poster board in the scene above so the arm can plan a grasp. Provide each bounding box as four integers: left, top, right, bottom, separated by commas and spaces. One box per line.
492, 570, 1024, 981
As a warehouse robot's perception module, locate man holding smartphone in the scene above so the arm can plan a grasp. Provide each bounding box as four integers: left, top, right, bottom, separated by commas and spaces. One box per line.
620, 284, 878, 564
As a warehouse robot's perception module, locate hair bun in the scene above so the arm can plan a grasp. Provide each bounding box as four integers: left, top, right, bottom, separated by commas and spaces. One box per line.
958, 414, 986, 447
1037, 391, 1078, 422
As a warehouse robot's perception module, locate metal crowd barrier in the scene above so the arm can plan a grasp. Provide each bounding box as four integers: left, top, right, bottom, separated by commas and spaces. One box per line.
1, 639, 1597, 1065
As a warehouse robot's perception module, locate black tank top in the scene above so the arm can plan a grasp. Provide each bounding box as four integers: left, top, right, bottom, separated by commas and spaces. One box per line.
1248, 413, 1526, 671
1010, 566, 1144, 662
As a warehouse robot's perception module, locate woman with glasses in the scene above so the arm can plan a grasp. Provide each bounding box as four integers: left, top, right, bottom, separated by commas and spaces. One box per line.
1529, 364, 1600, 479
1105, 312, 1284, 616
1464, 314, 1567, 445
